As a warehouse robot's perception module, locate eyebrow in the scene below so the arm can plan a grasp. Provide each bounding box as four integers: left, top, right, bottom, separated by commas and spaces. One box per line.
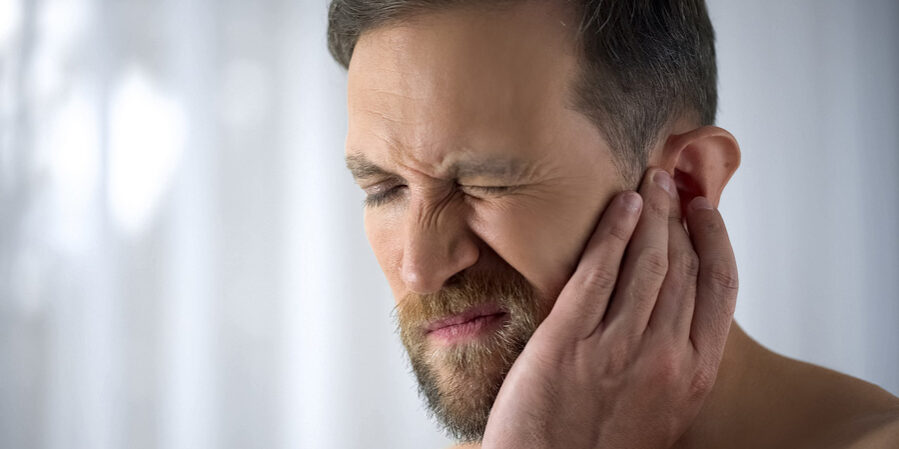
345, 152, 529, 181
345, 153, 394, 180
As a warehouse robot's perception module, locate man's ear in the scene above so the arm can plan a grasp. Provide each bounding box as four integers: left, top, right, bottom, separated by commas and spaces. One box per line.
656, 126, 741, 212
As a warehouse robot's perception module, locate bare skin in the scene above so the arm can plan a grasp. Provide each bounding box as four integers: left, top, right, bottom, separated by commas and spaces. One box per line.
343, 2, 899, 447
446, 258, 899, 449
451, 327, 899, 449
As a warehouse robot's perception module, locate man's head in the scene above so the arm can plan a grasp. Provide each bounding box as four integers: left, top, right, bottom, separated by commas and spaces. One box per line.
330, 0, 719, 185
330, 0, 739, 442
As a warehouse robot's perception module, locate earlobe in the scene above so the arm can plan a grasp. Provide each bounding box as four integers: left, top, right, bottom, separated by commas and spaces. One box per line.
661, 126, 741, 210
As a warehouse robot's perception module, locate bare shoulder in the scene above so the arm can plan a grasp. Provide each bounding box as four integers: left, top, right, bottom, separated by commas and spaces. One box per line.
840, 411, 899, 448
765, 353, 899, 448
808, 407, 899, 449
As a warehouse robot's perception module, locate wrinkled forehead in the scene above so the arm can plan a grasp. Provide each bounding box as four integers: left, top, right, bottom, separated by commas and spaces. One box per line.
345, 3, 581, 174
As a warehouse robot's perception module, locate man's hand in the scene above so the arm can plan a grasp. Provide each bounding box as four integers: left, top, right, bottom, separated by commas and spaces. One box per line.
481, 168, 739, 449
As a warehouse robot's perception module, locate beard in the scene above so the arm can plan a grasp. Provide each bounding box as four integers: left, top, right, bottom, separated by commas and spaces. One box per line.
395, 266, 551, 443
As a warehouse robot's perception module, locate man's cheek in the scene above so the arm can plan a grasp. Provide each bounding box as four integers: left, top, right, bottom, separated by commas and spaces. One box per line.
468, 208, 577, 301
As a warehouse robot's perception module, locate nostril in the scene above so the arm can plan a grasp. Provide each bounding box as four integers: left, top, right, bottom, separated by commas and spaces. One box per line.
444, 272, 465, 288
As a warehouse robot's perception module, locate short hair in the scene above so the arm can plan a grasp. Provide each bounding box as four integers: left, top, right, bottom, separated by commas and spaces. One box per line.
327, 0, 717, 184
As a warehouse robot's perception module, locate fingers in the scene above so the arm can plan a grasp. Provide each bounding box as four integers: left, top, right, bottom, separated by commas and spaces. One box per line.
545, 191, 642, 339
602, 169, 671, 337
685, 196, 738, 358
647, 174, 699, 339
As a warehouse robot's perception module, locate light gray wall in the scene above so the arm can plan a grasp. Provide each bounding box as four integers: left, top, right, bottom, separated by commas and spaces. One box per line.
713, 0, 899, 393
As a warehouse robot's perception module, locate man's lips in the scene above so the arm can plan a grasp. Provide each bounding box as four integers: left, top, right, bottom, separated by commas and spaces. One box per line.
424, 304, 507, 343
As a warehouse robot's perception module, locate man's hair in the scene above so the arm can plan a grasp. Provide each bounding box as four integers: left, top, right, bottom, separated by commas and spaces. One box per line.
327, 0, 717, 184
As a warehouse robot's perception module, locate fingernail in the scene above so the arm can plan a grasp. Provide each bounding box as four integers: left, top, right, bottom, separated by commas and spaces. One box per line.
688, 196, 713, 211
621, 191, 641, 213
653, 170, 675, 196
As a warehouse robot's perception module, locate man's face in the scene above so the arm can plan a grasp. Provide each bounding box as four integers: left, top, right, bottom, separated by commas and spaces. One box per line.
346, 2, 625, 441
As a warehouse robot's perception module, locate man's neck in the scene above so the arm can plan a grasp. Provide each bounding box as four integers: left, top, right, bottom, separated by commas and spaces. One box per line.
671, 320, 761, 447
670, 321, 895, 448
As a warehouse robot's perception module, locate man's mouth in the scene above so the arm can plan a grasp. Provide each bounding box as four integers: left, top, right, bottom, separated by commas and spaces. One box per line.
424, 304, 508, 345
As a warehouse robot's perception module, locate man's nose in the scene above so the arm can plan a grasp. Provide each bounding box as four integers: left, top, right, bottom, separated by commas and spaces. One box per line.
400, 202, 479, 294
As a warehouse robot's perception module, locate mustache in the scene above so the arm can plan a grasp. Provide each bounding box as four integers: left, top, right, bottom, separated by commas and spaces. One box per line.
394, 269, 540, 334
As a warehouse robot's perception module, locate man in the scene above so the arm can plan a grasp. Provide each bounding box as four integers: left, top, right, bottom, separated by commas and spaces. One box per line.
327, 0, 899, 447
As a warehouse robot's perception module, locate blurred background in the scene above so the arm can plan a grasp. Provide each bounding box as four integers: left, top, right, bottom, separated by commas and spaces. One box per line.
1, 0, 897, 448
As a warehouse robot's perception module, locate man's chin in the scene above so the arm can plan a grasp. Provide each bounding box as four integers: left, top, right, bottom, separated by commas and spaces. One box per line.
433, 346, 508, 387
409, 339, 520, 442
393, 267, 547, 441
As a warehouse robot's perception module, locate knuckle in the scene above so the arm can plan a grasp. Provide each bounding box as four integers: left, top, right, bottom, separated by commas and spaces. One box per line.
607, 221, 633, 243
707, 262, 739, 292
582, 265, 619, 294
689, 365, 717, 397
647, 198, 668, 219
698, 216, 724, 235
675, 251, 701, 278
637, 248, 669, 277
652, 352, 682, 385
604, 340, 633, 374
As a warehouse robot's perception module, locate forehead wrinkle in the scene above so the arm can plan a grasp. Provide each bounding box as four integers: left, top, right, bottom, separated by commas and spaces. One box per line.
393, 144, 456, 180
349, 145, 541, 187
359, 105, 416, 127
451, 156, 534, 181
345, 144, 454, 183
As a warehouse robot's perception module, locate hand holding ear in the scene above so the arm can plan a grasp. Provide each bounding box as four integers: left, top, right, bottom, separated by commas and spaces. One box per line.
481, 167, 739, 449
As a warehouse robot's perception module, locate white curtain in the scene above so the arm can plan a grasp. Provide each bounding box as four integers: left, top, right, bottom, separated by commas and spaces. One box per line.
0, 0, 896, 448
